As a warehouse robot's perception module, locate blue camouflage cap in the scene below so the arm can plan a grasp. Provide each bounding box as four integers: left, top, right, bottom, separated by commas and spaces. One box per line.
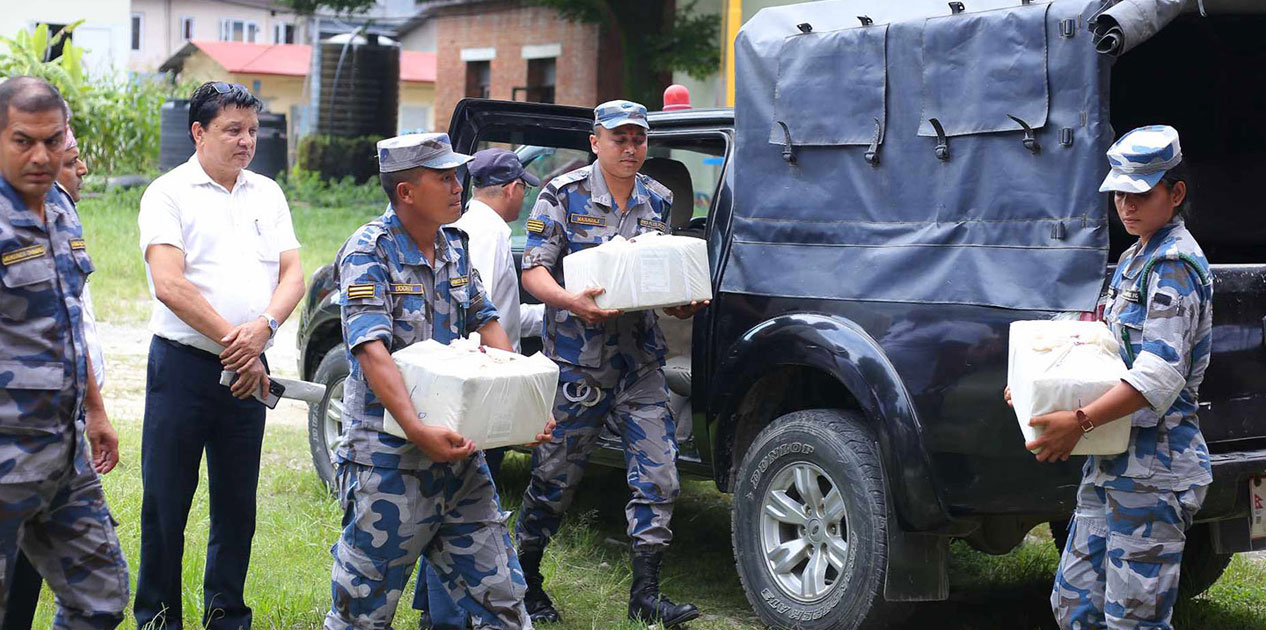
594, 99, 650, 130
1099, 125, 1183, 194
377, 133, 473, 173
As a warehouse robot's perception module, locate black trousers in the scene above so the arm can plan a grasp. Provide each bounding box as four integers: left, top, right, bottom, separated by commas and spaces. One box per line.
1, 552, 41, 630
134, 337, 266, 630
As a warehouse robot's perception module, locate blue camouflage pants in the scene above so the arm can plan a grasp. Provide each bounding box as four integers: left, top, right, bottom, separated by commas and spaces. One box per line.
1052, 480, 1207, 630
0, 446, 129, 630
516, 361, 680, 552
324, 453, 531, 630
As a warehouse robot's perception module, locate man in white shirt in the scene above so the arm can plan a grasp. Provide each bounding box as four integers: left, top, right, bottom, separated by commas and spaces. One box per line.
134, 82, 304, 630
410, 148, 544, 630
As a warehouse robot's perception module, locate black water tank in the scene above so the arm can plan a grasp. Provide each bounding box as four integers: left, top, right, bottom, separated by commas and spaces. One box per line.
318, 35, 399, 138
158, 99, 288, 178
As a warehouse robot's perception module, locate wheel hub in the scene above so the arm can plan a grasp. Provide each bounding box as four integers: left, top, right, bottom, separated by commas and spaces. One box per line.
759, 461, 850, 602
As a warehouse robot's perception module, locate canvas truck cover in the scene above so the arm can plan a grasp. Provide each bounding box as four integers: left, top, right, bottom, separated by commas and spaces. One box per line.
728, 0, 1114, 311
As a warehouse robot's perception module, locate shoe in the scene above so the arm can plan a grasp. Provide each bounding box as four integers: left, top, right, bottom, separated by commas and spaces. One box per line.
519, 547, 561, 624
627, 549, 700, 628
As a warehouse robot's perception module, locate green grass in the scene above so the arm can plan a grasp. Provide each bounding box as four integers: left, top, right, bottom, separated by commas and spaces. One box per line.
31, 420, 1266, 628
76, 189, 380, 325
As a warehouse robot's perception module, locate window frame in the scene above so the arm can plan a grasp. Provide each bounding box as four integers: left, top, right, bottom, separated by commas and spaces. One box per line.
181, 16, 194, 42
130, 12, 143, 51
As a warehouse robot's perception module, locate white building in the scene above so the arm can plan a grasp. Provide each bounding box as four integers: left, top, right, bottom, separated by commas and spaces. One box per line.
0, 1, 132, 78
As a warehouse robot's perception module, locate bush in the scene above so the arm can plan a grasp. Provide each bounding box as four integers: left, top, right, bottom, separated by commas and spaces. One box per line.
296, 134, 382, 184
278, 168, 382, 208
0, 22, 195, 175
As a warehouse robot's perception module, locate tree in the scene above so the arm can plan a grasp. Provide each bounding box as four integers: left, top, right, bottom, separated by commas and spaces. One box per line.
531, 0, 721, 108
278, 0, 377, 15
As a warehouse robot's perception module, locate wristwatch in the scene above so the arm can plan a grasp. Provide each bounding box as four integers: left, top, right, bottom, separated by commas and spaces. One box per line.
261, 312, 280, 338
1076, 409, 1095, 435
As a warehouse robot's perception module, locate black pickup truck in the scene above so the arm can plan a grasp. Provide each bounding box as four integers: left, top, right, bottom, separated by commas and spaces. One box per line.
296, 2, 1266, 628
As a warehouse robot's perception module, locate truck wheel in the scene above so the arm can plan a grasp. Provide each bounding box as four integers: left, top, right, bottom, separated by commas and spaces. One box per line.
307, 345, 349, 493
732, 409, 892, 630
1049, 520, 1230, 600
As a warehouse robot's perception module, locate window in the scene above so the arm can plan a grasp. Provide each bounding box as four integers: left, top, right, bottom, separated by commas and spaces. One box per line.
274, 22, 295, 44
130, 13, 143, 51
465, 60, 490, 99
41, 23, 70, 61
181, 17, 194, 41
524, 58, 556, 104
220, 19, 260, 43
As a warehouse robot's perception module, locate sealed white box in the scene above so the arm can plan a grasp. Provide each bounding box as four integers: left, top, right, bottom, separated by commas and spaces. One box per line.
383, 336, 559, 450
1007, 320, 1132, 456
563, 233, 711, 312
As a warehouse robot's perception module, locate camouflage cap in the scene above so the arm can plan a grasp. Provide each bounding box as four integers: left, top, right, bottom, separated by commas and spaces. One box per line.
1099, 125, 1183, 194
594, 99, 650, 130
377, 133, 473, 173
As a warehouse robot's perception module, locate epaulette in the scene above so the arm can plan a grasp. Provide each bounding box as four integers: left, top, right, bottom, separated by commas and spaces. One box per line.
346, 220, 390, 255
639, 173, 674, 205
548, 165, 591, 191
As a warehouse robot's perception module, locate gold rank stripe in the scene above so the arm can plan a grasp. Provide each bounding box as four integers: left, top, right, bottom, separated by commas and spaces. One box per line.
345, 284, 377, 299
69, 238, 87, 251
526, 219, 546, 233
638, 219, 668, 232
1, 244, 46, 266
388, 283, 424, 295
568, 213, 606, 227
449, 276, 469, 288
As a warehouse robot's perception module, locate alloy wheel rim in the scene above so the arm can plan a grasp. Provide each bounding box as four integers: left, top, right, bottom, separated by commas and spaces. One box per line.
759, 461, 850, 602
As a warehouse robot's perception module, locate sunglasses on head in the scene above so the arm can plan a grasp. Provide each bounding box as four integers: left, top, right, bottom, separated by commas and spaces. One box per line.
209, 82, 248, 95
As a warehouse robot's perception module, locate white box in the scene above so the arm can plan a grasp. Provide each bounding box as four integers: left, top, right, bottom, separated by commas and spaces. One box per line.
383, 336, 559, 450
1007, 320, 1132, 456
563, 233, 712, 312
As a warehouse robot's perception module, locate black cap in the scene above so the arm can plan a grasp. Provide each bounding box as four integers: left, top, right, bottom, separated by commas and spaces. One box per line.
468, 149, 540, 187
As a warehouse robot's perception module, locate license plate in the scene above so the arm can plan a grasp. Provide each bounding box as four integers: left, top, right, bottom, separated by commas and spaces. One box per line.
1252, 476, 1266, 540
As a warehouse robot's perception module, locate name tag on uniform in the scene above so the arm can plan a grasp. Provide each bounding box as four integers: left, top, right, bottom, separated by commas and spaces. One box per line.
568, 213, 606, 228
388, 283, 424, 295
69, 238, 87, 251
345, 283, 377, 300
526, 219, 546, 234
638, 218, 668, 232
449, 276, 469, 288
1, 244, 46, 265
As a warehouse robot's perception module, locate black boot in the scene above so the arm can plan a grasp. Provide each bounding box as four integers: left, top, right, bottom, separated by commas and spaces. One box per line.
518, 547, 561, 624
628, 549, 700, 628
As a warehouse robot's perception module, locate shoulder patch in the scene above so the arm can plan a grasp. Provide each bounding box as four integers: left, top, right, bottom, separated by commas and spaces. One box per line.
449, 275, 469, 288
569, 213, 607, 228
526, 218, 547, 234
638, 218, 668, 233
69, 238, 87, 251
2, 244, 47, 266
345, 283, 378, 300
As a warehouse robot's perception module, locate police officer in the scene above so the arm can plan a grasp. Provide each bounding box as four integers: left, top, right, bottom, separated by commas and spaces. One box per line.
1016, 126, 1212, 630
515, 100, 706, 627
0, 76, 129, 627
325, 133, 552, 630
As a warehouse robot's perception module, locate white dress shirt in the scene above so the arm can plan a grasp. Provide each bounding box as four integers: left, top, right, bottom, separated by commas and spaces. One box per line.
452, 199, 542, 352
138, 155, 300, 355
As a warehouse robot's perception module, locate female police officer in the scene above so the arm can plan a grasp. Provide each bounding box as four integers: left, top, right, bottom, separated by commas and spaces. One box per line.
1016, 125, 1213, 630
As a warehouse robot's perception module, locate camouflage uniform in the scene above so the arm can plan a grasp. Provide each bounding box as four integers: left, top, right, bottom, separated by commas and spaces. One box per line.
325, 205, 531, 630
516, 163, 681, 552
0, 180, 129, 628
1053, 217, 1213, 630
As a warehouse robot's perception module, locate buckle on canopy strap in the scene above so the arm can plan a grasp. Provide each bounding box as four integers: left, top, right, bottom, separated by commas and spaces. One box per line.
865, 117, 884, 166
929, 118, 949, 161
776, 120, 798, 165
1007, 114, 1042, 155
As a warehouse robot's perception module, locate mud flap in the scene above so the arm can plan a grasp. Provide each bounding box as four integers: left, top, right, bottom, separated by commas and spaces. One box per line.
883, 526, 949, 602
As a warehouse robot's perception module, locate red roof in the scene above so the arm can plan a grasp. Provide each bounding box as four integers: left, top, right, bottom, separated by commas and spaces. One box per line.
185, 40, 436, 83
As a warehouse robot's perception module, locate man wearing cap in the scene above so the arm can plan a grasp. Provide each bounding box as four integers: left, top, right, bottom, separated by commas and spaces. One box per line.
0, 75, 129, 628
410, 147, 545, 630
135, 81, 305, 629
325, 132, 552, 630
514, 100, 706, 627
1013, 125, 1212, 630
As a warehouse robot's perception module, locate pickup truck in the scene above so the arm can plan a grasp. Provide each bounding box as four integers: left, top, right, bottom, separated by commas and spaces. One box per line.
296, 1, 1266, 628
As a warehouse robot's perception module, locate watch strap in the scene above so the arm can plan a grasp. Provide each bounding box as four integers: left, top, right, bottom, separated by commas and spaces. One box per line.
1076, 409, 1095, 435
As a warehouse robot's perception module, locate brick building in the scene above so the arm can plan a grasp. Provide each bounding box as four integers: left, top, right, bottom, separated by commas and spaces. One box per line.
412, 0, 625, 131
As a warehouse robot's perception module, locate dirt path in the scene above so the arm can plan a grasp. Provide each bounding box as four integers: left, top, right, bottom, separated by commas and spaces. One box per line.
98, 319, 311, 428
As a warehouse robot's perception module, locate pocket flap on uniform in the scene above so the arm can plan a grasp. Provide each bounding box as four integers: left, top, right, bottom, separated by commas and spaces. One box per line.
1110, 531, 1185, 564
331, 538, 387, 583
0, 360, 63, 390
1, 255, 55, 288
73, 249, 95, 276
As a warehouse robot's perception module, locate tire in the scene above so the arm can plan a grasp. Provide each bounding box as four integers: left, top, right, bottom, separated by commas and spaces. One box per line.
308, 345, 349, 493
1049, 520, 1231, 600
732, 409, 893, 630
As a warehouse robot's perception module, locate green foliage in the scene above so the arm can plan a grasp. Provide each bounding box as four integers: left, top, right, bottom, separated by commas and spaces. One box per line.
532, 0, 721, 103
279, 0, 377, 15
278, 167, 382, 209
296, 134, 383, 184
0, 23, 195, 174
